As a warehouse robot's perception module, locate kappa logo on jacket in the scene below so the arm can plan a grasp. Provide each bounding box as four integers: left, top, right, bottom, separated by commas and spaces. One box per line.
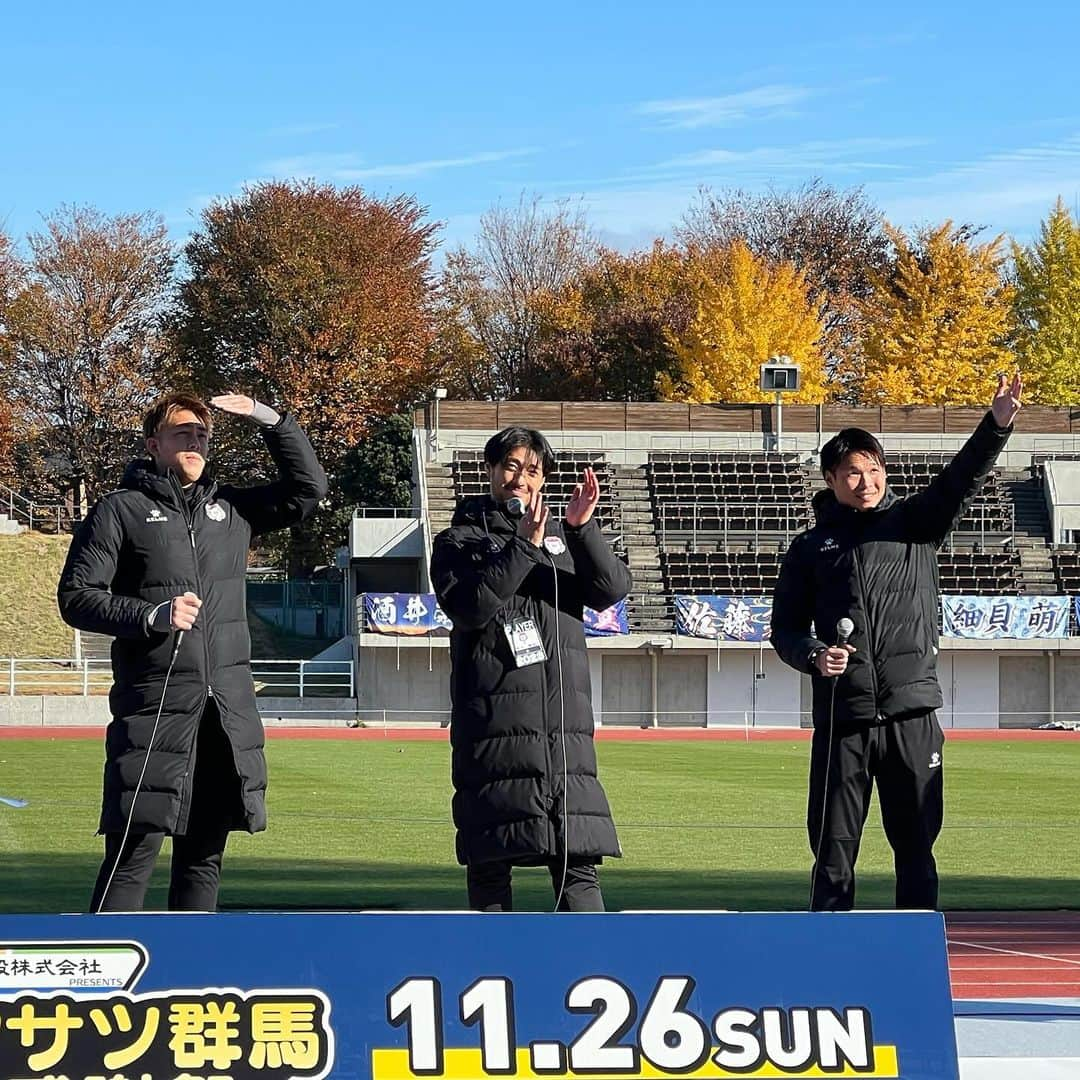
145, 508, 168, 524
205, 502, 226, 522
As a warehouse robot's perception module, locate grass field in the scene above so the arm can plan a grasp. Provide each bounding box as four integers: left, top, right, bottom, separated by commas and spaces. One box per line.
1, 735, 1078, 914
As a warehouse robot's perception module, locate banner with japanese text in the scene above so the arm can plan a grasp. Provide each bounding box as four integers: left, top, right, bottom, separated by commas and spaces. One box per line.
363, 594, 628, 638
674, 596, 772, 641
941, 595, 1070, 639
0, 912, 958, 1079
363, 593, 453, 635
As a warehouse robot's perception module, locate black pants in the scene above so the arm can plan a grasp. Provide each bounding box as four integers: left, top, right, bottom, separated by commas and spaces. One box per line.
807, 712, 943, 912
90, 700, 240, 913
466, 859, 604, 912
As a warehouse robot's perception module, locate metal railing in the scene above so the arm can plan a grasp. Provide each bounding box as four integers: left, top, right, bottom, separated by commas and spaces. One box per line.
351, 506, 422, 519
0, 483, 79, 533
1, 658, 354, 698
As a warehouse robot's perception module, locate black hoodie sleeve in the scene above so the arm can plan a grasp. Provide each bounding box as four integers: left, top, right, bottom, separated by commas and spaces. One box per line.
770, 534, 825, 675
225, 412, 329, 537
904, 411, 1013, 544
431, 528, 547, 631
563, 517, 633, 612
57, 498, 158, 638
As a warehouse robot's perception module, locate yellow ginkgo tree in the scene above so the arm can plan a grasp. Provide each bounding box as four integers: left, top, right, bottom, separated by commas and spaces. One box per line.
660, 241, 829, 403
1012, 198, 1080, 404
858, 223, 1015, 404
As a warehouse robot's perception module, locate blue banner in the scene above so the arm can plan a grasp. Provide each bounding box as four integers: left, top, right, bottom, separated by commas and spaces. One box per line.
363, 593, 453, 635
0, 912, 959, 1079
583, 598, 629, 637
675, 596, 772, 641
941, 595, 1070, 638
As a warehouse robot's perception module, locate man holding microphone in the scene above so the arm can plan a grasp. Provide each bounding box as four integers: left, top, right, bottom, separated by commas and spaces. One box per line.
432, 426, 631, 911
58, 392, 327, 912
770, 374, 1022, 911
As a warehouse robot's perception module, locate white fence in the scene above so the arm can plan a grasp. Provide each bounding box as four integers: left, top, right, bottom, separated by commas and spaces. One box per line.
1, 658, 354, 698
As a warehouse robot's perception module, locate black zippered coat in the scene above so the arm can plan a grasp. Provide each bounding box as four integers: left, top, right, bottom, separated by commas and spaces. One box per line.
431, 497, 632, 866
770, 412, 1012, 730
58, 414, 327, 836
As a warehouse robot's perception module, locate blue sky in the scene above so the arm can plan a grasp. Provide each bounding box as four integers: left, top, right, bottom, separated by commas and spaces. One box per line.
2, 1, 1078, 255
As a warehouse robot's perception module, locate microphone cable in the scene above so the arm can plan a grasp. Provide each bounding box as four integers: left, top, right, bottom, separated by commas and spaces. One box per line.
545, 547, 570, 913
808, 618, 853, 913
94, 628, 184, 913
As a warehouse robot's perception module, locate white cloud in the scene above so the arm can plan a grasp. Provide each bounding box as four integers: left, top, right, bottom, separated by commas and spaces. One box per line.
657, 136, 927, 173
261, 147, 540, 182
638, 84, 815, 129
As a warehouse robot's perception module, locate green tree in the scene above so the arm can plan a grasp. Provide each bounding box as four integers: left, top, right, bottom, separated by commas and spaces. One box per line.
338, 412, 415, 509
1012, 198, 1080, 404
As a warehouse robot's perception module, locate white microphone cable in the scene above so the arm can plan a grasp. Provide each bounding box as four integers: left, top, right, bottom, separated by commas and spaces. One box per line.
94, 628, 184, 913
809, 617, 853, 913
545, 548, 570, 913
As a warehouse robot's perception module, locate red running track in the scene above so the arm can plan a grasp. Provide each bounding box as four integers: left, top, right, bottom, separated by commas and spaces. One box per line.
947, 912, 1080, 999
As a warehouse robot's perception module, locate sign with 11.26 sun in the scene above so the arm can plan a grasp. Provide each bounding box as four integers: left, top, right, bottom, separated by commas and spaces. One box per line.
0, 912, 958, 1080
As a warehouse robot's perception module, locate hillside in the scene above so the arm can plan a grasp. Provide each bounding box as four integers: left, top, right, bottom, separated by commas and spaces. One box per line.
0, 533, 75, 658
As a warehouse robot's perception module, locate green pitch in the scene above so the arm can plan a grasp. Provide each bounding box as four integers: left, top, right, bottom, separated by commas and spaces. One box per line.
1, 736, 1077, 913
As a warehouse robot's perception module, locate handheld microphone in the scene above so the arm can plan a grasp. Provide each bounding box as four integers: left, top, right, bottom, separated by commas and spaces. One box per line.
506, 496, 526, 517
836, 617, 854, 647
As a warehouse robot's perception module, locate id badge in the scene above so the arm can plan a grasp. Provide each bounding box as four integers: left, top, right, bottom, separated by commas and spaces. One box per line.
504, 617, 547, 668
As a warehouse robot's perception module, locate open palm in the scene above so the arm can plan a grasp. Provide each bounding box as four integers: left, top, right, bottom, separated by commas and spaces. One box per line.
991, 373, 1023, 428
565, 467, 600, 527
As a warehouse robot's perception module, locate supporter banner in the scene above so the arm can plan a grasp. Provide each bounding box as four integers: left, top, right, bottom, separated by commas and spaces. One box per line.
363, 593, 452, 635
675, 595, 772, 641
583, 598, 629, 636
0, 912, 959, 1080
941, 595, 1070, 638
1075, 595, 1080, 628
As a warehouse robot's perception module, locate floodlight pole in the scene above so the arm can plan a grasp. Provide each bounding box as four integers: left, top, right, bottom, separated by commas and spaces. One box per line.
774, 390, 783, 453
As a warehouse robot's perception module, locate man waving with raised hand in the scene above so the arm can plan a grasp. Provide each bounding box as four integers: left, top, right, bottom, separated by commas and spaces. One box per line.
59, 391, 327, 912
771, 373, 1022, 912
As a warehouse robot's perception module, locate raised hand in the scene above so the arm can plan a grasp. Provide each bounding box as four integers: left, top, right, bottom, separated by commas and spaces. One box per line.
565, 467, 600, 527
991, 372, 1023, 428
209, 394, 256, 418
517, 492, 549, 548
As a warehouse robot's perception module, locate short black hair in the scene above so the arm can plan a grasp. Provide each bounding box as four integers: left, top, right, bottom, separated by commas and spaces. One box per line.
483, 426, 556, 476
820, 428, 886, 476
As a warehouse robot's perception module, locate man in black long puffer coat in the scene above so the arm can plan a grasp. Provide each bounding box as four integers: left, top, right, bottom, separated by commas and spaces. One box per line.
431, 427, 632, 911
770, 373, 1022, 912
58, 391, 327, 912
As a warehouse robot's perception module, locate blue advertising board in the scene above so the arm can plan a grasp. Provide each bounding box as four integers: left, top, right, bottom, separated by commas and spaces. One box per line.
0, 912, 958, 1079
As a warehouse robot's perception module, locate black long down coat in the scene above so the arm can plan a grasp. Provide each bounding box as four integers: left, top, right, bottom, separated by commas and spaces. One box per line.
431, 497, 632, 867
58, 414, 327, 836
770, 412, 1011, 731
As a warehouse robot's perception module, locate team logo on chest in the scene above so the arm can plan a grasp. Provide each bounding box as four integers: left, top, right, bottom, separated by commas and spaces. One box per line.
145, 508, 168, 524
205, 502, 226, 522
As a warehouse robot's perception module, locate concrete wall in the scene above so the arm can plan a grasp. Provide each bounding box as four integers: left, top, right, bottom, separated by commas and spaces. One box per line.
940, 651, 1000, 728
999, 653, 1051, 727
356, 642, 451, 725
600, 654, 650, 726
7, 642, 1080, 730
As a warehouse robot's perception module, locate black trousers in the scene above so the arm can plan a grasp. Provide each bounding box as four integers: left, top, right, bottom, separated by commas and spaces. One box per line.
90, 700, 240, 913
807, 711, 944, 912
466, 858, 604, 912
